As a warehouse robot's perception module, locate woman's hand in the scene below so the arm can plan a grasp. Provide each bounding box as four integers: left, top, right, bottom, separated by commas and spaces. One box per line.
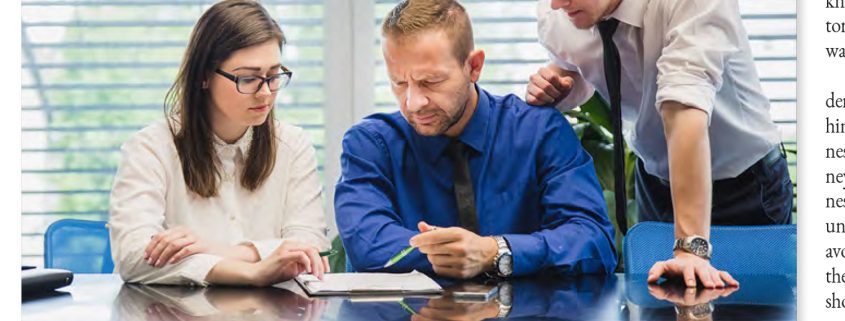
248, 240, 330, 287
145, 226, 217, 267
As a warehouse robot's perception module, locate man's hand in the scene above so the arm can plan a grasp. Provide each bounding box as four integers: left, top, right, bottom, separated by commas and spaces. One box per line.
411, 297, 500, 321
648, 282, 739, 307
648, 282, 738, 321
525, 64, 574, 106
647, 251, 739, 288
409, 221, 498, 279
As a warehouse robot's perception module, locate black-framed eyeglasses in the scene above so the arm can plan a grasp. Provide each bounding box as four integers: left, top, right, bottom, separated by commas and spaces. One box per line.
214, 66, 293, 94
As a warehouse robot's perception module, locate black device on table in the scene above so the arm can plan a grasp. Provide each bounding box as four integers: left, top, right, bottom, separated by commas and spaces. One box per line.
22, 266, 74, 297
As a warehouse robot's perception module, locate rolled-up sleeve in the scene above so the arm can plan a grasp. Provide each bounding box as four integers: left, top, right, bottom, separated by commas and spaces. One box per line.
655, 0, 743, 120
334, 125, 433, 273
505, 113, 617, 276
109, 132, 223, 286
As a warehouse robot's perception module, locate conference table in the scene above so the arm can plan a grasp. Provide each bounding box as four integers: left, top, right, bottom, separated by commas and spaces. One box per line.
23, 273, 796, 321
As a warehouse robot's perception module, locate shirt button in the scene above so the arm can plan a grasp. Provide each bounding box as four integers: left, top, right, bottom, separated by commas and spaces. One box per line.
230, 216, 236, 221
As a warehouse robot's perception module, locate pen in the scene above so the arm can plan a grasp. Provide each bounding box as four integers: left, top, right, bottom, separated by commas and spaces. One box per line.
383, 245, 416, 268
398, 299, 417, 315
319, 249, 338, 257
383, 225, 438, 268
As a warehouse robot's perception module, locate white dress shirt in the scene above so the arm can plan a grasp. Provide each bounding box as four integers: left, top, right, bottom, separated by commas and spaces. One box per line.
109, 120, 329, 286
537, 0, 782, 180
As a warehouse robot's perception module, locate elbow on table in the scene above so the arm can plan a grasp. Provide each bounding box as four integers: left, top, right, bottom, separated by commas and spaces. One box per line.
112, 247, 164, 285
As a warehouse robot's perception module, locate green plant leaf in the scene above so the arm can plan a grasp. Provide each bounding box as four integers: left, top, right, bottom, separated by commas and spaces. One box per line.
574, 94, 612, 131
329, 235, 346, 273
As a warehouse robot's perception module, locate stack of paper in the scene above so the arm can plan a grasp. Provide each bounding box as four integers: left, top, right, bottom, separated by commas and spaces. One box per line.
294, 270, 443, 296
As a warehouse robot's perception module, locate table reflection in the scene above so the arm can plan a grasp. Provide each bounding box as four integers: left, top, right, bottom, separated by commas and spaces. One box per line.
626, 274, 796, 321
113, 284, 327, 321
338, 275, 621, 321
111, 275, 621, 321
102, 273, 796, 321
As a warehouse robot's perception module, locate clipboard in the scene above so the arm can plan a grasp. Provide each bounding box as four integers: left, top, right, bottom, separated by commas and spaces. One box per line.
294, 271, 443, 297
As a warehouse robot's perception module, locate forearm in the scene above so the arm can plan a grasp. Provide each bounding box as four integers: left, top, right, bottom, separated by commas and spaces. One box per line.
204, 259, 256, 286
114, 240, 223, 286
505, 217, 616, 276
215, 244, 261, 263
661, 101, 712, 239
338, 218, 432, 272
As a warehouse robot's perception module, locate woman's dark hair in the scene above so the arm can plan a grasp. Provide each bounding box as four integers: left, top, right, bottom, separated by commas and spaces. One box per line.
165, 0, 285, 197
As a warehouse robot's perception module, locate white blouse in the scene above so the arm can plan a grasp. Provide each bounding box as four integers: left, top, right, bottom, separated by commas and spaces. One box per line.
108, 120, 330, 286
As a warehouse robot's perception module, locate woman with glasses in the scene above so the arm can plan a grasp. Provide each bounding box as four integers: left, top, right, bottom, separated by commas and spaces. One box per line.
108, 0, 330, 286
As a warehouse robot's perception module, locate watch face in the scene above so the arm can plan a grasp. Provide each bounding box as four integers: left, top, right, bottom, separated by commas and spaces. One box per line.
498, 282, 513, 306
498, 254, 513, 275
690, 303, 713, 317
675, 303, 714, 320
689, 238, 709, 256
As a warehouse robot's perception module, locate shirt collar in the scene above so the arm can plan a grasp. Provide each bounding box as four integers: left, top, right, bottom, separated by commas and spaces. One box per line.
457, 84, 490, 154
417, 84, 491, 164
212, 126, 253, 157
607, 0, 645, 28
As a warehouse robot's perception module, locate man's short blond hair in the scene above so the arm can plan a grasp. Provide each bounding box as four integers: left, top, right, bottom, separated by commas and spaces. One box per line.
381, 0, 474, 63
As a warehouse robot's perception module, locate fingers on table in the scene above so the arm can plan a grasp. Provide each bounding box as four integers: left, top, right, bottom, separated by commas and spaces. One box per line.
720, 270, 740, 287
683, 265, 697, 288
647, 261, 667, 283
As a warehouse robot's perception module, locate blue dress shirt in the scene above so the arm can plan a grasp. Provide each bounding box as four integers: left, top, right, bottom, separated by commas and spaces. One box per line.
335, 86, 617, 276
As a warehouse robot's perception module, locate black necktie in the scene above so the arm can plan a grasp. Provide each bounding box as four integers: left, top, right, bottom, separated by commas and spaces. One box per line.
598, 18, 628, 235
446, 140, 479, 233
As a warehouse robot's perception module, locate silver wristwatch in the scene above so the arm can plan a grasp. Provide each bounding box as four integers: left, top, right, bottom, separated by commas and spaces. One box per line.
673, 235, 712, 260
493, 236, 513, 277
496, 281, 513, 318
674, 302, 714, 320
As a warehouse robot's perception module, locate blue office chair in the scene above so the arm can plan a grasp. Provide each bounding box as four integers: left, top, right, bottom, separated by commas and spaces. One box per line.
624, 222, 796, 276
44, 219, 114, 273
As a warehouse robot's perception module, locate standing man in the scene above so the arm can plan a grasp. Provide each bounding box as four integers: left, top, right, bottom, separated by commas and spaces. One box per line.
335, 0, 617, 280
526, 0, 793, 287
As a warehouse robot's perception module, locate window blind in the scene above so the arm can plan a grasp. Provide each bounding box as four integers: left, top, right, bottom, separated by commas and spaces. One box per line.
21, 0, 327, 266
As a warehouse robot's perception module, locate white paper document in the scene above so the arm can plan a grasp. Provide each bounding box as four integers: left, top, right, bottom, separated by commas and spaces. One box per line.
294, 270, 443, 296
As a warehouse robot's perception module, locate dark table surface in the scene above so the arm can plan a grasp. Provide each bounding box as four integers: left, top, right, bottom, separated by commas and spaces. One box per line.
22, 273, 795, 321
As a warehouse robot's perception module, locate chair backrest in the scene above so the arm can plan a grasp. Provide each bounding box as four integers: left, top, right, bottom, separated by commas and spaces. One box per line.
44, 219, 114, 273
624, 222, 796, 276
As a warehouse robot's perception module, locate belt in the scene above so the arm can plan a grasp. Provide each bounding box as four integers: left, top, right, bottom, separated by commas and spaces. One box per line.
762, 143, 787, 168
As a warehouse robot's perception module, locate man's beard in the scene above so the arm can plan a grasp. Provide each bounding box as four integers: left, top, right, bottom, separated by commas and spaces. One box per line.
408, 85, 471, 136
